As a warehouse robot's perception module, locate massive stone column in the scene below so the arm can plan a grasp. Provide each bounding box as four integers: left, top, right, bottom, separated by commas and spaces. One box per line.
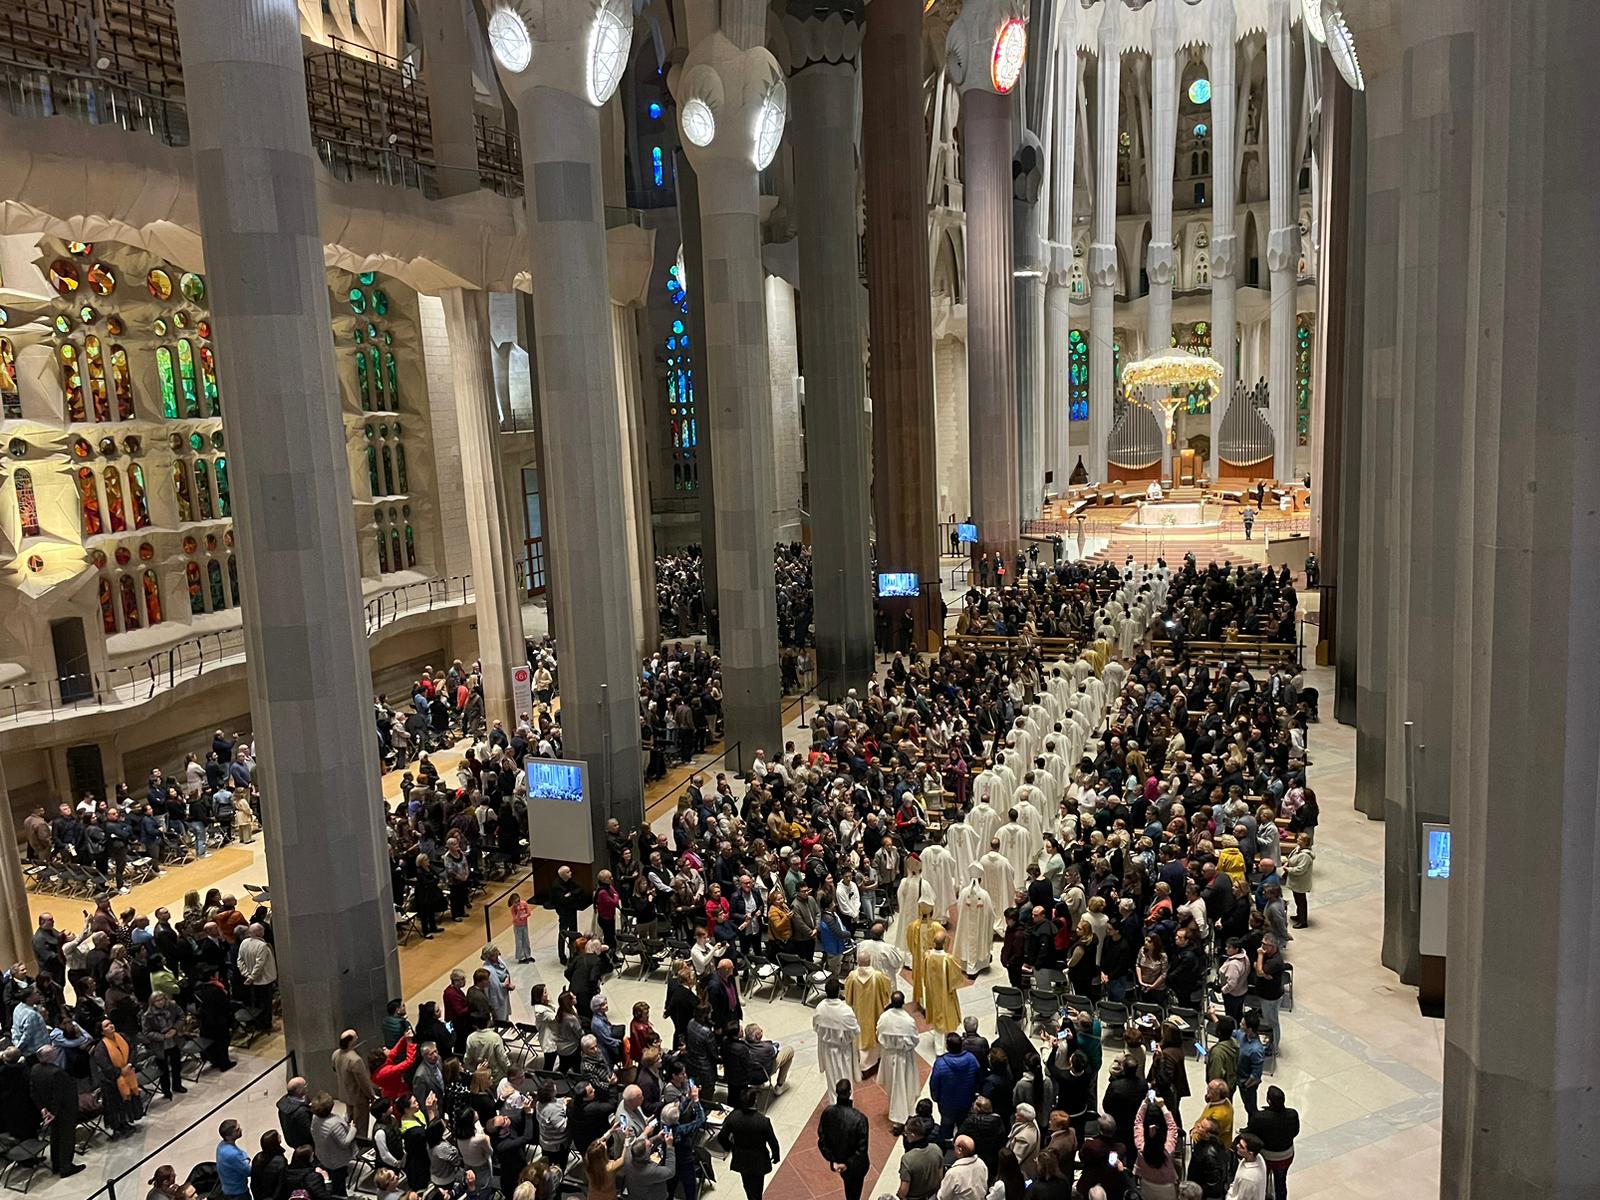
1041, 27, 1080, 494
1380, 0, 1477, 984
673, 8, 785, 766
1012, 0, 1057, 521
863, 0, 940, 646
1353, 67, 1400, 820
1441, 3, 1600, 1192
487, 0, 645, 837
672, 152, 720, 622
1088, 1, 1123, 486
1264, 0, 1300, 477
1207, 2, 1239, 478
417, 0, 481, 196
950, 1, 1025, 565
785, 5, 874, 698
1330, 78, 1365, 727
0, 757, 34, 970
440, 289, 527, 729
1145, 0, 1178, 378
174, 0, 398, 1086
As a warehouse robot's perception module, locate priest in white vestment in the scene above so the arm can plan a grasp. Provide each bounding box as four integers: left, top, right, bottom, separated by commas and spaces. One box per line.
876, 995, 921, 1128
889, 857, 935, 952
976, 846, 1016, 932
812, 979, 862, 1088
921, 843, 960, 914
997, 818, 1033, 888
951, 878, 996, 974
945, 819, 980, 884
1013, 792, 1046, 858
968, 798, 1002, 849
855, 928, 909, 977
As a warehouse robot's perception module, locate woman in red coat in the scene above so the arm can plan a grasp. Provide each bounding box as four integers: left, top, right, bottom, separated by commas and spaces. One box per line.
373, 1033, 417, 1101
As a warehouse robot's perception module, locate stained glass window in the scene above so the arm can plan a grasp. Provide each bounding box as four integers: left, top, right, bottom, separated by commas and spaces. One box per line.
385, 352, 398, 408
143, 570, 163, 625
199, 344, 220, 415
60, 342, 86, 422
128, 464, 150, 529
119, 573, 141, 629
84, 335, 110, 422
1296, 313, 1314, 445
172, 460, 193, 522
228, 555, 240, 606
156, 347, 178, 418
357, 351, 371, 410
390, 526, 402, 571
1068, 329, 1089, 422
376, 528, 389, 573
214, 456, 230, 517
176, 340, 200, 418
395, 442, 408, 492
194, 459, 214, 520
0, 338, 18, 419
109, 345, 135, 419
208, 559, 226, 610
664, 265, 697, 492
370, 347, 384, 408
77, 466, 101, 535
366, 446, 380, 496
404, 523, 416, 567
15, 468, 39, 537
104, 466, 126, 533
186, 561, 204, 614
381, 446, 394, 496
1171, 322, 1214, 413
99, 577, 117, 634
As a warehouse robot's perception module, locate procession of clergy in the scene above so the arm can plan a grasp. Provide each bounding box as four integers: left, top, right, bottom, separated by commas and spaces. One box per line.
805, 560, 1170, 1125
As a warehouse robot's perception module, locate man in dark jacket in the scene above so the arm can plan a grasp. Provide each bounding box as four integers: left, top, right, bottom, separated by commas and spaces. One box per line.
30, 1046, 82, 1177
717, 1090, 780, 1200
547, 866, 589, 964
816, 1079, 871, 1200
277, 1078, 314, 1150
1187, 1117, 1235, 1198
957, 1096, 1007, 1177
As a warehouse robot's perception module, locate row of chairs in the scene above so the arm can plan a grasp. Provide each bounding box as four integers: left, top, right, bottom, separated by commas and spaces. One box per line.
611, 931, 848, 1008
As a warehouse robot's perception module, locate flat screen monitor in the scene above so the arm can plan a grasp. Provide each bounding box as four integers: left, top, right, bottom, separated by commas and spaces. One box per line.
956, 523, 978, 544
877, 572, 921, 598
526, 759, 584, 803
1426, 829, 1451, 879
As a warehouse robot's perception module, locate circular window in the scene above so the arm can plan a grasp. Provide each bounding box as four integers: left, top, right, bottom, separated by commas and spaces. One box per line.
392, 421, 402, 436
0, 307, 8, 326
154, 318, 169, 336
114, 546, 131, 566
224, 530, 234, 548
205, 534, 218, 551
121, 435, 142, 455
146, 269, 173, 300
168, 432, 185, 452
48, 259, 81, 295
27, 554, 44, 573
71, 438, 91, 459
210, 430, 224, 450
358, 271, 377, 286
98, 437, 116, 456
107, 315, 126, 335
366, 323, 378, 341
180, 273, 205, 303
349, 288, 366, 314
138, 542, 155, 561
363, 425, 375, 439
197, 320, 211, 340
67, 241, 92, 257
189, 432, 205, 451
182, 535, 198, 554
378, 424, 389, 439
172, 311, 189, 330
372, 290, 389, 316
78, 304, 98, 324
388, 506, 398, 520
7, 438, 28, 458
1188, 78, 1212, 106
53, 315, 72, 335
90, 549, 107, 568
86, 263, 116, 296
402, 504, 412, 518
57, 343, 76, 363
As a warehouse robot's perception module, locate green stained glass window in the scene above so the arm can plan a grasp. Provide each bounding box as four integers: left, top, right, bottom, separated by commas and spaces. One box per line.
349, 288, 366, 314
370, 347, 384, 405
215, 456, 230, 517
208, 558, 226, 610
395, 442, 408, 492
385, 352, 398, 408
199, 344, 220, 415
194, 459, 213, 520
372, 289, 389, 316
366, 445, 380, 495
156, 347, 178, 418
357, 351, 371, 410
404, 523, 416, 567
1068, 329, 1089, 421
176, 339, 200, 417
358, 271, 376, 285
1295, 314, 1314, 445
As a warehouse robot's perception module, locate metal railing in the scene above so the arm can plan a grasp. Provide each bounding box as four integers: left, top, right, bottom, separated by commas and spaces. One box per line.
0, 574, 481, 728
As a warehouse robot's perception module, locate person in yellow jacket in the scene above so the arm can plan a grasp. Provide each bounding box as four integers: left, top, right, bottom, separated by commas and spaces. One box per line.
766, 891, 794, 957
1216, 835, 1247, 887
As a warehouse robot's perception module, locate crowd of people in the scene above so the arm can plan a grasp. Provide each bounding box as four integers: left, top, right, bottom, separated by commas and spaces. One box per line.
654, 543, 817, 651
3, 887, 275, 1179
7, 551, 1320, 1200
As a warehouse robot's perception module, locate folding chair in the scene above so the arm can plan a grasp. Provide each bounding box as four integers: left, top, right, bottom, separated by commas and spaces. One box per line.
1096, 1001, 1130, 1043
992, 986, 1027, 1021
0, 1138, 47, 1193
1028, 988, 1062, 1032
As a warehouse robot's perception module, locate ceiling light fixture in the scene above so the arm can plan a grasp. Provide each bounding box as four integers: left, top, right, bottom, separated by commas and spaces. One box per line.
1301, 0, 1327, 43
752, 80, 786, 170
587, 1, 631, 105
681, 97, 716, 147
487, 7, 533, 73
1321, 2, 1364, 90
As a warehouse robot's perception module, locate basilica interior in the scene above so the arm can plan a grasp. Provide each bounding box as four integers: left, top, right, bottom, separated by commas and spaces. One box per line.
0, 1, 1590, 1197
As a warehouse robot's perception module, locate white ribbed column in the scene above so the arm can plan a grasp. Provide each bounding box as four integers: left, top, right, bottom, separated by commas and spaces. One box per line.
1265, 0, 1300, 477
441, 289, 527, 729
1087, 0, 1122, 486
1042, 23, 1081, 492
1145, 0, 1178, 359
1208, 1, 1238, 478
174, 0, 398, 1091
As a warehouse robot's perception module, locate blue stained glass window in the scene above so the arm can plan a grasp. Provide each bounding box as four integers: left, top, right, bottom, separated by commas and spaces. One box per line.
1068, 329, 1089, 422
672, 320, 685, 335
1188, 78, 1212, 105
1194, 122, 1208, 137
652, 147, 664, 187
648, 102, 663, 120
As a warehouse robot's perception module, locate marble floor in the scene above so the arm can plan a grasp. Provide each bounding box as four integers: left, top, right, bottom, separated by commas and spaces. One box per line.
35, 656, 1443, 1200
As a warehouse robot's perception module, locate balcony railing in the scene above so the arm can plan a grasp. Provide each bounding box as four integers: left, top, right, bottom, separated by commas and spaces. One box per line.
0, 572, 487, 730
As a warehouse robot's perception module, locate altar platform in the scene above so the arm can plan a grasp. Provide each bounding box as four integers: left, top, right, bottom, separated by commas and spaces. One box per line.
1122, 499, 1222, 530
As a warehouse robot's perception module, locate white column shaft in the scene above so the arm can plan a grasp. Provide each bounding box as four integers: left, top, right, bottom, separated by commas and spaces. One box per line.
1088, 9, 1123, 486
1266, 0, 1301, 477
